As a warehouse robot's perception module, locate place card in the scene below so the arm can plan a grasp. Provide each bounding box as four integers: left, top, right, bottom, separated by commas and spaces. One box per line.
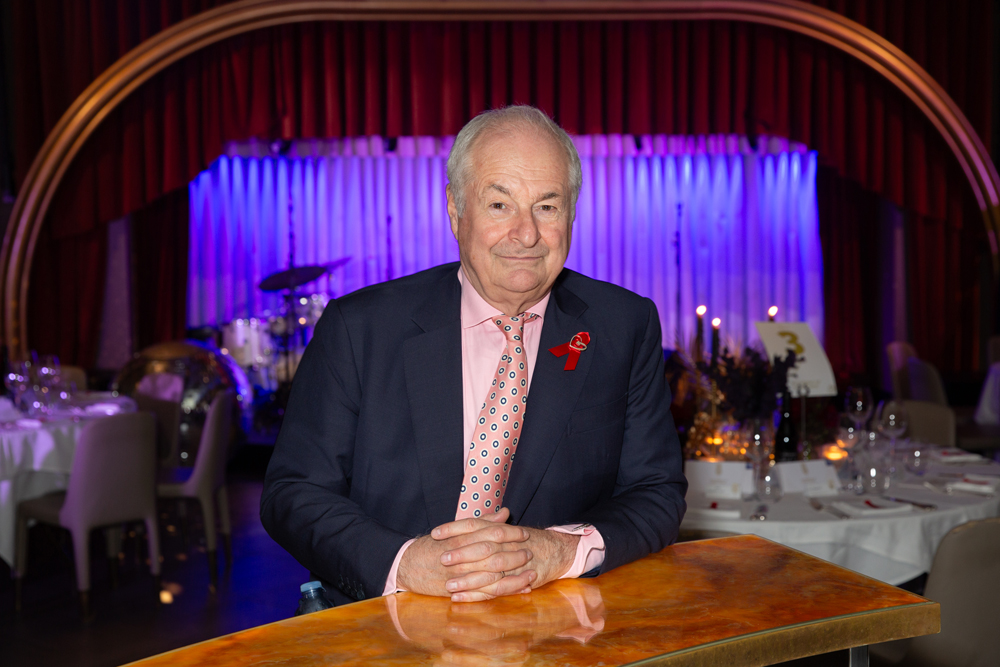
755, 322, 837, 398
685, 460, 754, 499
776, 460, 840, 497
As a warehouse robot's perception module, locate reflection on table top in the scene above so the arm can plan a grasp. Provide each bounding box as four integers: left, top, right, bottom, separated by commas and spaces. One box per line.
127, 536, 938, 667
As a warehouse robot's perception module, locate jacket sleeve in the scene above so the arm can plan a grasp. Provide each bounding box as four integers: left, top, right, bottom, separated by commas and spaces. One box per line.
260, 301, 409, 601
574, 298, 688, 573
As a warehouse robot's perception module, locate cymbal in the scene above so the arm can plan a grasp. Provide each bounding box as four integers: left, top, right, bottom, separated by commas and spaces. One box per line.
259, 265, 328, 292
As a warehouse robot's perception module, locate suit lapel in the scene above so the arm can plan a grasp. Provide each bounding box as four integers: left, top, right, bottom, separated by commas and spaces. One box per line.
403, 270, 465, 528
503, 274, 591, 524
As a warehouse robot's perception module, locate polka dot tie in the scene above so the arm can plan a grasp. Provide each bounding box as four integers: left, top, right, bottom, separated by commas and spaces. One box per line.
455, 312, 539, 519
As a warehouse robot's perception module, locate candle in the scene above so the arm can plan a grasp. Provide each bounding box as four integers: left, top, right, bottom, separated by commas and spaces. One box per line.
768, 305, 778, 322
710, 317, 721, 368
695, 305, 707, 361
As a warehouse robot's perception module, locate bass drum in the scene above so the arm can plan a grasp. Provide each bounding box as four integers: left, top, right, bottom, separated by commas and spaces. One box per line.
221, 318, 274, 368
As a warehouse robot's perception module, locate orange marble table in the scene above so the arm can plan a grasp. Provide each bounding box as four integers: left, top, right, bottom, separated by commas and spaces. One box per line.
127, 535, 938, 666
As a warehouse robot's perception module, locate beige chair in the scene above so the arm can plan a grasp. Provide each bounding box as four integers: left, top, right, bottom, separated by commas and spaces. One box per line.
60, 365, 88, 391
157, 390, 233, 591
901, 400, 956, 448
887, 342, 918, 399
871, 518, 1000, 667
907, 358, 948, 406
14, 412, 161, 620
135, 392, 182, 467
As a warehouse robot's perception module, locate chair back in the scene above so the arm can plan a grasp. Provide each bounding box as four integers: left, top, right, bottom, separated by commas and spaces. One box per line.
60, 412, 157, 529
901, 400, 956, 447
908, 518, 1000, 667
135, 392, 181, 465
886, 341, 918, 399
188, 390, 234, 494
907, 357, 949, 405
136, 372, 184, 402
60, 365, 88, 392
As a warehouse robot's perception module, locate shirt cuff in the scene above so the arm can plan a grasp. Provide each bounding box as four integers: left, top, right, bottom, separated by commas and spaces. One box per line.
382, 538, 417, 596
546, 524, 605, 578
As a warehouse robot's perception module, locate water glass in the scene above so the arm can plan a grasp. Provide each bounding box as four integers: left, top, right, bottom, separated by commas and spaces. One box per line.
756, 462, 784, 502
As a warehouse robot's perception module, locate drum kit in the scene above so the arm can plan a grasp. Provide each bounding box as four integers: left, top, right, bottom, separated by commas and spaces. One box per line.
220, 257, 350, 389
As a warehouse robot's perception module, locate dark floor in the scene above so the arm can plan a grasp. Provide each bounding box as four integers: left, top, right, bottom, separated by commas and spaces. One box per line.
0, 447, 308, 667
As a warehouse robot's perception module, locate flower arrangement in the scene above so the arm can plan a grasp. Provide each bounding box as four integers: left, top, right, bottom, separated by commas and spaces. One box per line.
667, 333, 796, 459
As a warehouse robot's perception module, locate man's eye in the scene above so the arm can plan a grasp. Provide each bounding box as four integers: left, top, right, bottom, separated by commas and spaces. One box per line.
490, 202, 506, 210
538, 205, 556, 212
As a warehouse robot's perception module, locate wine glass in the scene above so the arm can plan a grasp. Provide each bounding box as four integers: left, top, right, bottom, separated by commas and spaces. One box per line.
844, 386, 874, 440
875, 400, 908, 488
7, 361, 32, 413
37, 355, 60, 412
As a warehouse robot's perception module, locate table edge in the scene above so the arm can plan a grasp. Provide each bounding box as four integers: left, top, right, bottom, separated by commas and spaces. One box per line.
622, 600, 940, 667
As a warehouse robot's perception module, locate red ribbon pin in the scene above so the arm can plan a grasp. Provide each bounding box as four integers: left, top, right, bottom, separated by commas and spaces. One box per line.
549, 332, 590, 370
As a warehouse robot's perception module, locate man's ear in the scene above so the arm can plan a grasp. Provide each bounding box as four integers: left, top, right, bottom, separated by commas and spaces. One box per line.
446, 184, 460, 240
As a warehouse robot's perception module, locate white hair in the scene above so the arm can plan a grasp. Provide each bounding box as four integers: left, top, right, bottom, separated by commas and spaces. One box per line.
446, 105, 582, 217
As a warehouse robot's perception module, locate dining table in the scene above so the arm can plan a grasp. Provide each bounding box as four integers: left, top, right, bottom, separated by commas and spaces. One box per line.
682, 445, 1000, 585
0, 392, 137, 566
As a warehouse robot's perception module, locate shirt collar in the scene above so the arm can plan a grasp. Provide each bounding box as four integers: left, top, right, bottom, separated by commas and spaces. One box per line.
458, 266, 551, 329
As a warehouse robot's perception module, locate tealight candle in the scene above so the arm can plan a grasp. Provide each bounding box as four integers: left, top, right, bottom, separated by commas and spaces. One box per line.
768, 306, 778, 322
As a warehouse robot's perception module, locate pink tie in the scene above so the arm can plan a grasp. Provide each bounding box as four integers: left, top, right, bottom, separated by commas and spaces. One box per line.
456, 312, 539, 519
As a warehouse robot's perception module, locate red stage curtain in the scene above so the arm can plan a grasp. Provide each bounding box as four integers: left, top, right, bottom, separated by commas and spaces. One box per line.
10, 1, 995, 374
131, 188, 189, 351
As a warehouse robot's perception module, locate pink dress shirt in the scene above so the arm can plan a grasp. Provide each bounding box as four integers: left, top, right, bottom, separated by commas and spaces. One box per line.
382, 268, 605, 595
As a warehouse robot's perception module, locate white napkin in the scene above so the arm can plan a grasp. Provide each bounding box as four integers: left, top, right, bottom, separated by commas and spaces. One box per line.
929, 448, 983, 464
684, 506, 743, 521
945, 474, 998, 496
15, 418, 43, 429
830, 498, 914, 518
84, 403, 121, 416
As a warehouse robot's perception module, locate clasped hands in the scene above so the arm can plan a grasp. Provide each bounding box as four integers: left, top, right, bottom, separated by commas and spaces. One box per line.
396, 508, 579, 602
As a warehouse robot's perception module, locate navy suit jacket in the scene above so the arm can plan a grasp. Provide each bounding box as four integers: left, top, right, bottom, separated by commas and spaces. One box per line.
261, 263, 687, 605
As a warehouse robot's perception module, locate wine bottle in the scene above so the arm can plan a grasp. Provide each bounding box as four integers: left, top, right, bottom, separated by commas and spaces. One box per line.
775, 390, 798, 462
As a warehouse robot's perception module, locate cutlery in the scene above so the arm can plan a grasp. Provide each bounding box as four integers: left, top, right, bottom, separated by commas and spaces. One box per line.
808, 497, 849, 519
881, 495, 936, 511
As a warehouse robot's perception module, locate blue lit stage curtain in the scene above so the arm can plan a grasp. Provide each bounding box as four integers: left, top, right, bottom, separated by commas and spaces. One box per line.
188, 135, 822, 350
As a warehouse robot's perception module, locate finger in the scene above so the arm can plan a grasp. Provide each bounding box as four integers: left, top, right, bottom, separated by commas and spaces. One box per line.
481, 507, 510, 523
440, 524, 529, 556
444, 551, 532, 590
450, 570, 536, 602
431, 507, 510, 540
441, 536, 533, 566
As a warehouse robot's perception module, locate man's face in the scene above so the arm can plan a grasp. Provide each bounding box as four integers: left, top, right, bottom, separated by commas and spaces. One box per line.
448, 127, 573, 313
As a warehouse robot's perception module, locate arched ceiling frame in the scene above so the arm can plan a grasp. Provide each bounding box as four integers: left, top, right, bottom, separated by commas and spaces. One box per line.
3, 0, 999, 357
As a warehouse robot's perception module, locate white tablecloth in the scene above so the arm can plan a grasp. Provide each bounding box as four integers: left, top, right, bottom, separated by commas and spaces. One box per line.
0, 420, 83, 565
682, 463, 1000, 585
0, 393, 137, 566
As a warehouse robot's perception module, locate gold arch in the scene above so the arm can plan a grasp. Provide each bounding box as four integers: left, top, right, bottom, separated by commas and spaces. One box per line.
3, 0, 999, 357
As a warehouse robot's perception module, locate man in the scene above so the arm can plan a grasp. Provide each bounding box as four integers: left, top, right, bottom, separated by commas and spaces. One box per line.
261, 106, 686, 606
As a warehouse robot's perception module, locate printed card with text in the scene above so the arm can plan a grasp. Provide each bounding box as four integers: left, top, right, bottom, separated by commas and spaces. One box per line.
755, 321, 837, 398
776, 460, 841, 497
684, 460, 754, 499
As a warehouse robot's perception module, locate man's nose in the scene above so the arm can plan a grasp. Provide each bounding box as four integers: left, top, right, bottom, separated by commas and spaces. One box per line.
509, 208, 540, 246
